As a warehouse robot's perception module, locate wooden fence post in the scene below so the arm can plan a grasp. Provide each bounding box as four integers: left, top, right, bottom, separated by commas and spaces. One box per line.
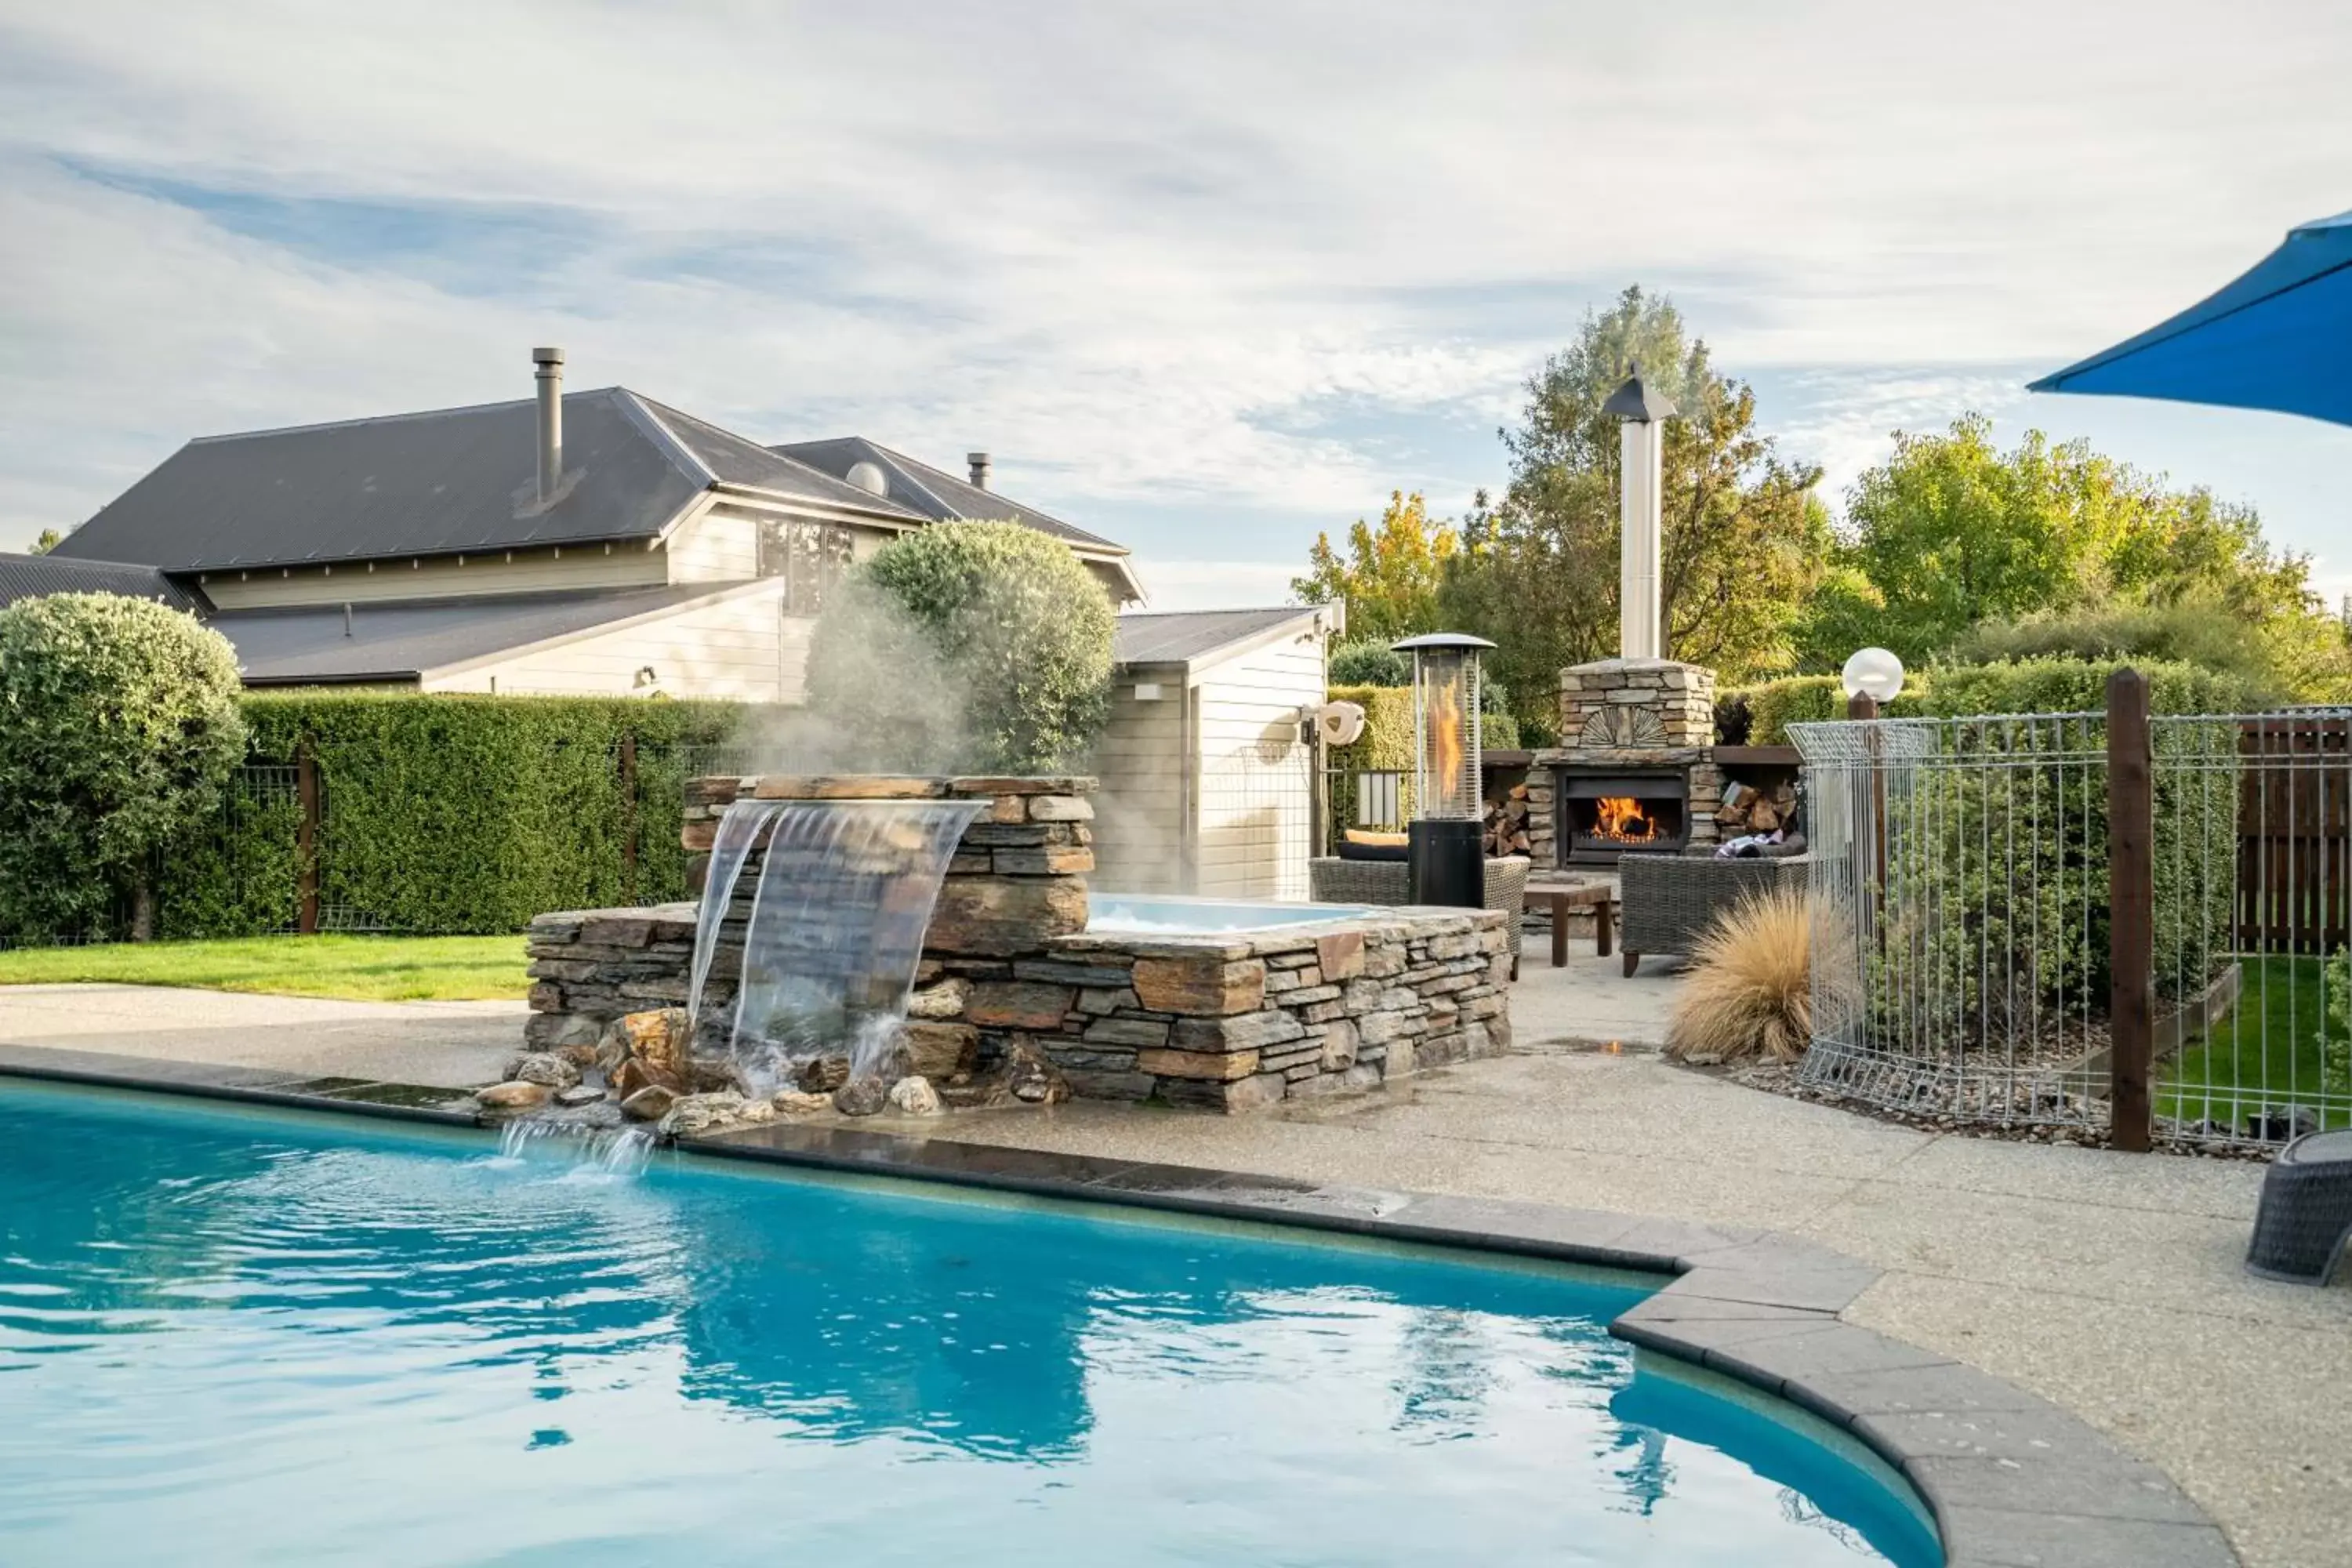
619, 731, 640, 898
295, 739, 321, 937
2107, 668, 2154, 1152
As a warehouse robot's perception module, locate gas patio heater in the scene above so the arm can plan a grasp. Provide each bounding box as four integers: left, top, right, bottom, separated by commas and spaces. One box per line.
1392, 631, 1496, 907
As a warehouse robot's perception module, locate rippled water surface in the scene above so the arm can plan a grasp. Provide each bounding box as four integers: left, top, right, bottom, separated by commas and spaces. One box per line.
0, 1083, 1937, 1566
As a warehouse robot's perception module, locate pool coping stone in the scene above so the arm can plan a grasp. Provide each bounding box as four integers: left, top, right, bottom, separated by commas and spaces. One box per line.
0, 1044, 2238, 1568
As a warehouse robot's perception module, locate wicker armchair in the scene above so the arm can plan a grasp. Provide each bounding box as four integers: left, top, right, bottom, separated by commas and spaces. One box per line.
1617, 853, 1808, 976
1308, 855, 1531, 977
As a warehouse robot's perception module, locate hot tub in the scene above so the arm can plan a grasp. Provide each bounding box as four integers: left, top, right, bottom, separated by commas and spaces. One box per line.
1086, 893, 1377, 935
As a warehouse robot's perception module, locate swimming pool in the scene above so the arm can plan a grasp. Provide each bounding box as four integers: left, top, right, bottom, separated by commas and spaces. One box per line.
0, 1083, 1938, 1566
1087, 892, 1378, 934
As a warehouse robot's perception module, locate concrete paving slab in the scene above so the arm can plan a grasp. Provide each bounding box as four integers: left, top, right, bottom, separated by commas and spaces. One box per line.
1508, 949, 1686, 1047
0, 983, 521, 1088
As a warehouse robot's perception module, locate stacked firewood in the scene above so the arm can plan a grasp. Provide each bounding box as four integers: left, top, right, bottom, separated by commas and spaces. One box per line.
1717, 776, 1800, 836
1483, 783, 1534, 857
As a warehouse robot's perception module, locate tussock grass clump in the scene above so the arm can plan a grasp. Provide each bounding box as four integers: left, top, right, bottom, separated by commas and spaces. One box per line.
1665, 888, 1840, 1065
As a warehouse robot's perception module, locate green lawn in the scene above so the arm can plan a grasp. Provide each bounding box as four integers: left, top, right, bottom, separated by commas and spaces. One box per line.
2163, 954, 2350, 1130
0, 935, 530, 1003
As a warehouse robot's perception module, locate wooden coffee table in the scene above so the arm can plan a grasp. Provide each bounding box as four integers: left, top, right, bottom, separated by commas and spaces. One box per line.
1524, 880, 1616, 967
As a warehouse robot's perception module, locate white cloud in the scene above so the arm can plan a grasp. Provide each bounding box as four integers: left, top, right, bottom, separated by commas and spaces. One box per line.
2, 1, 2349, 571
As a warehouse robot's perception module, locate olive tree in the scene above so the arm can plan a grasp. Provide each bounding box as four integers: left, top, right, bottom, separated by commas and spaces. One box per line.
0, 593, 248, 940
807, 522, 1114, 773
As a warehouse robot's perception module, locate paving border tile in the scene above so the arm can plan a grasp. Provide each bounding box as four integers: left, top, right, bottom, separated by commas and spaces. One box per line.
0, 1047, 2239, 1567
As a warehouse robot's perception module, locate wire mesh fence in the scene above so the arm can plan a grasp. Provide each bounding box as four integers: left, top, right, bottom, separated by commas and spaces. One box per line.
1794, 702, 2352, 1151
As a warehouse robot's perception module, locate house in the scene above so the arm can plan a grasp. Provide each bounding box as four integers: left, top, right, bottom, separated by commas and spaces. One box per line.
23, 348, 1142, 698
1091, 604, 1341, 900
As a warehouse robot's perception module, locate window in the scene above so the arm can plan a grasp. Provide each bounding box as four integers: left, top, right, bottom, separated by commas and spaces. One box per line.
757, 520, 854, 614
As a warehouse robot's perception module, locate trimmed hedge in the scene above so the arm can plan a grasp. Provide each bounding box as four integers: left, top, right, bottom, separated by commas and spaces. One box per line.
151, 693, 746, 939
1726, 658, 2268, 744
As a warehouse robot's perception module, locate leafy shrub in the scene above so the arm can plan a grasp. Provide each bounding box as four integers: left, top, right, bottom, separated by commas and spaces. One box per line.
231, 693, 740, 935
0, 594, 246, 941
807, 522, 1114, 773
1327, 637, 1408, 687
1728, 655, 2267, 745
1729, 675, 1857, 743
1324, 684, 1416, 771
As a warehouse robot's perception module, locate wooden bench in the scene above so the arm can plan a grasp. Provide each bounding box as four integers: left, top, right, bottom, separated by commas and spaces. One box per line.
1524, 881, 1616, 967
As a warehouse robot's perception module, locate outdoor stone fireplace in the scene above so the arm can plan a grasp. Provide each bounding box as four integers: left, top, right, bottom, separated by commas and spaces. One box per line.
1526, 657, 1724, 868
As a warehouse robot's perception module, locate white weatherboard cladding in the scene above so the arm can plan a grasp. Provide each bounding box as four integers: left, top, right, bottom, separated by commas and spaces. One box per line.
1092, 622, 1327, 901
427, 582, 808, 701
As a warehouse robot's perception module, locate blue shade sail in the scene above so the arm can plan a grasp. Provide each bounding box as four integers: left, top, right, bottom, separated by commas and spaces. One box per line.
2029, 209, 2352, 427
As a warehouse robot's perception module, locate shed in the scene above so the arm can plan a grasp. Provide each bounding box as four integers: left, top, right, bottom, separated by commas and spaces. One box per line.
1091, 605, 1341, 900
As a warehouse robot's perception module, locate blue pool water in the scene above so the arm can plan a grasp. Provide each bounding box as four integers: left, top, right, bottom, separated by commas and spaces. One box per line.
1088, 893, 1378, 933
0, 1083, 1939, 1566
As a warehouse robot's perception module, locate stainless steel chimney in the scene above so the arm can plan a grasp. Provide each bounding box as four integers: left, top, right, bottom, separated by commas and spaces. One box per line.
967, 451, 991, 490
1602, 364, 1676, 659
533, 347, 564, 504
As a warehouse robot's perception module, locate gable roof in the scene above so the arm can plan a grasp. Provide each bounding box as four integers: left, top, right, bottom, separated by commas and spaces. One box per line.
770, 437, 1122, 550
1114, 605, 1328, 669
210, 582, 765, 685
0, 551, 205, 614
50, 389, 928, 577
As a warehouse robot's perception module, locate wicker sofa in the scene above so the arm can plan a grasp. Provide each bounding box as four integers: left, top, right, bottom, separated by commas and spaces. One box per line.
1617, 852, 1808, 976
1308, 855, 1532, 978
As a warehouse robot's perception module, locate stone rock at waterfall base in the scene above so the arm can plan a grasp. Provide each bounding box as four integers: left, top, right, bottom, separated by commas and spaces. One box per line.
602, 1008, 691, 1076
833, 1076, 891, 1116
797, 1055, 851, 1094
887, 1076, 943, 1116
477, 1080, 552, 1111
659, 1091, 771, 1139
619, 1083, 679, 1122
503, 1052, 583, 1090
771, 1089, 834, 1116
554, 1083, 608, 1107
1007, 1041, 1068, 1105
612, 1057, 684, 1102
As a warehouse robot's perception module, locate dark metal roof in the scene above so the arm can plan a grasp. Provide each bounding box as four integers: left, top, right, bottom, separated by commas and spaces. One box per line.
49, 390, 935, 577
54, 390, 710, 573
637, 404, 929, 517
0, 552, 205, 613
1114, 606, 1323, 667
769, 436, 1126, 551
210, 583, 743, 684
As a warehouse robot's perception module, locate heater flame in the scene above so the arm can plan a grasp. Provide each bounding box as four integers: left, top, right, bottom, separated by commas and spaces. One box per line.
1592, 796, 1661, 844
1428, 679, 1465, 805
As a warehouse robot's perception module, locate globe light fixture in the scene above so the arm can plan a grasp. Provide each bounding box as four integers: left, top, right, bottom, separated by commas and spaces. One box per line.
1841, 647, 1905, 704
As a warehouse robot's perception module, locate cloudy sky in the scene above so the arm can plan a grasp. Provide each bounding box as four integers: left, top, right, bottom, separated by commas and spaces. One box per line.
3, 2, 2349, 608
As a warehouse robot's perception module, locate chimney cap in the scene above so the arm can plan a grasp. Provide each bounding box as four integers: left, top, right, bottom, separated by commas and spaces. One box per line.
532, 347, 565, 366
967, 451, 992, 488
1602, 361, 1675, 423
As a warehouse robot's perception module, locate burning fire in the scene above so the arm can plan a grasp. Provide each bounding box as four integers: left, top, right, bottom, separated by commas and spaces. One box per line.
1428, 678, 1465, 806
1592, 796, 1661, 844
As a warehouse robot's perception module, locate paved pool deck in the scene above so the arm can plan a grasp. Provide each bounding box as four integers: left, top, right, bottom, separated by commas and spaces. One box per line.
0, 984, 521, 1087
0, 967, 2344, 1566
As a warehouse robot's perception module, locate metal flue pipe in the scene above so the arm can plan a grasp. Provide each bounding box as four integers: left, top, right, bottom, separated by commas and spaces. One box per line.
1602, 364, 1676, 659
533, 347, 565, 505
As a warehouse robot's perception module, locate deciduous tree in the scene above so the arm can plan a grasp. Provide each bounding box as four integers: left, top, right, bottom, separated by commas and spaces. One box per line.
1439, 286, 1826, 724
1291, 492, 1457, 644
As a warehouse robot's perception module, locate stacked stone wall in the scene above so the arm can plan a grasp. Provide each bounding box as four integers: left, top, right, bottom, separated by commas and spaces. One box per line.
526, 771, 1514, 1112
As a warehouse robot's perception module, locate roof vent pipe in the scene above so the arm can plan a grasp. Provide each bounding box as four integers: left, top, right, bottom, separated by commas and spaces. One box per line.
967, 451, 990, 490
532, 347, 564, 505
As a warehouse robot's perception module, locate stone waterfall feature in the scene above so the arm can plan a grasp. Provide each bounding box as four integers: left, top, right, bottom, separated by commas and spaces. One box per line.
688, 796, 985, 1095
